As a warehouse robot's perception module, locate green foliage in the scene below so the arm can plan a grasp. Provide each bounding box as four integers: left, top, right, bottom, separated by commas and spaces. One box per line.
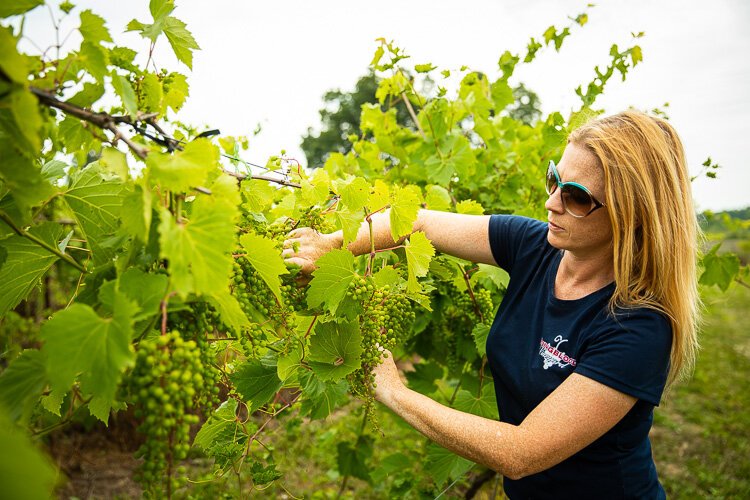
0, 405, 57, 500
0, 1, 741, 498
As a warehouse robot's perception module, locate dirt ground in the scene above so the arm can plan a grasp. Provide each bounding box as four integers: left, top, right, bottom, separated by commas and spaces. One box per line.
47, 422, 143, 499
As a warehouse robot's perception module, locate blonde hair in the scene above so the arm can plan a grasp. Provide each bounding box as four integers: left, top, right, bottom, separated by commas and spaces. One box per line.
568, 110, 701, 389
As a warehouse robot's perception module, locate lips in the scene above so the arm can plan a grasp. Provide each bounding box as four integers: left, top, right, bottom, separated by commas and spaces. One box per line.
548, 221, 565, 232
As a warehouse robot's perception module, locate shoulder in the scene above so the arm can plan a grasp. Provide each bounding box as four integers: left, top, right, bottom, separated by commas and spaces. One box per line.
489, 214, 547, 237
488, 215, 550, 271
576, 306, 672, 406
609, 306, 672, 344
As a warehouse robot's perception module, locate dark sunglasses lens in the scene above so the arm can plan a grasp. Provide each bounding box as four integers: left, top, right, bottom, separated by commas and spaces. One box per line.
561, 186, 593, 216
545, 167, 557, 195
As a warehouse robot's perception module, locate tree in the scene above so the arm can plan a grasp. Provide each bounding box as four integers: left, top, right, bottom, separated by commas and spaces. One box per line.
300, 71, 414, 168
301, 73, 542, 167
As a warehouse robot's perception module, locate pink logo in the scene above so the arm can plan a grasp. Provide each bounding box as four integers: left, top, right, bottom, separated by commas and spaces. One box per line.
539, 335, 577, 370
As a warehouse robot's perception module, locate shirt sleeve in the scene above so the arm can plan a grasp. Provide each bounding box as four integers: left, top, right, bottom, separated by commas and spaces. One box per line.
574, 309, 673, 406
488, 214, 549, 274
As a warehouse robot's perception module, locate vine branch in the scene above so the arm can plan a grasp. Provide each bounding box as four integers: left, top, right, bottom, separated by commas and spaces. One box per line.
29, 86, 302, 188
0, 210, 87, 273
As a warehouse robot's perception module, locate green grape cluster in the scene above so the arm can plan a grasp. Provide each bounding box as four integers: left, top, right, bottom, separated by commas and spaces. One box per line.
232, 255, 301, 330
168, 304, 223, 412
239, 322, 270, 358
255, 220, 290, 248
435, 283, 496, 373
474, 287, 495, 323
280, 262, 309, 312
296, 206, 335, 234
232, 256, 277, 316
132, 331, 202, 496
348, 283, 415, 415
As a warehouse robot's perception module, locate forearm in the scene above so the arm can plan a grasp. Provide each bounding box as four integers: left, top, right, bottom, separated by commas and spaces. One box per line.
331, 209, 494, 264
333, 210, 405, 257
382, 386, 528, 479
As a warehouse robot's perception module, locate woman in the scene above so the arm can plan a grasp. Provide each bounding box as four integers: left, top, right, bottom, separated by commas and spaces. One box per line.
282, 110, 700, 499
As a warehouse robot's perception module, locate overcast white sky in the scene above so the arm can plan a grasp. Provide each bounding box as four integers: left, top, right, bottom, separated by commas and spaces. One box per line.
17, 0, 750, 211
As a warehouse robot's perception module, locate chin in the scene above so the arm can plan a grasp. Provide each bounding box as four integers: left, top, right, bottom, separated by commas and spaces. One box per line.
546, 230, 567, 250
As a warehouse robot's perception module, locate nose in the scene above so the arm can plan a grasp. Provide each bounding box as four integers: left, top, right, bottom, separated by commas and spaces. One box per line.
545, 185, 565, 214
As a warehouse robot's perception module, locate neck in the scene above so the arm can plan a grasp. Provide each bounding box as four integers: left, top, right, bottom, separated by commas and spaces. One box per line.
555, 249, 615, 300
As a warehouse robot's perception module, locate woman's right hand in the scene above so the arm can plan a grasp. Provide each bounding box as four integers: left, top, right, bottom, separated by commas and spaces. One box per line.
282, 227, 342, 283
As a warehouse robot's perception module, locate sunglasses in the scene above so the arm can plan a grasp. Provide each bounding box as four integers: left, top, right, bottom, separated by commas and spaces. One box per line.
545, 160, 605, 218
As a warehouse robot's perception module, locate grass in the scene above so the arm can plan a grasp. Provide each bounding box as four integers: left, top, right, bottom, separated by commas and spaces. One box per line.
184, 284, 750, 499
56, 283, 747, 498
651, 284, 750, 498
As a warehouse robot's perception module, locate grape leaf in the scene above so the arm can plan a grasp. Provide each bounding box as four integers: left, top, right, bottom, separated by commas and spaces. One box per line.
111, 73, 138, 118
194, 399, 242, 451
306, 249, 356, 313
0, 406, 57, 500
230, 359, 282, 413
0, 349, 47, 423
372, 265, 401, 289
139, 72, 164, 114
472, 324, 490, 357
337, 176, 371, 212
41, 293, 137, 423
473, 263, 509, 291
80, 41, 109, 82
207, 288, 251, 333
0, 106, 54, 212
163, 16, 200, 69
389, 185, 422, 240
0, 0, 44, 17
8, 85, 42, 150
700, 244, 740, 291
300, 168, 331, 206
116, 268, 168, 322
337, 435, 373, 482
79, 10, 113, 44
454, 384, 498, 419
368, 179, 390, 211
299, 371, 348, 420
239, 232, 287, 302
40, 159, 67, 184
0, 222, 63, 317
119, 184, 152, 243
277, 344, 302, 383
63, 166, 128, 265
193, 398, 248, 471
425, 184, 452, 211
405, 360, 443, 395
241, 179, 277, 213
147, 138, 218, 193
456, 199, 484, 215
308, 320, 362, 381
158, 196, 237, 297
249, 461, 283, 486
424, 443, 473, 485
370, 452, 413, 483
404, 231, 435, 293
334, 207, 362, 247
163, 72, 189, 112
99, 148, 129, 180
126, 0, 175, 41
0, 27, 28, 83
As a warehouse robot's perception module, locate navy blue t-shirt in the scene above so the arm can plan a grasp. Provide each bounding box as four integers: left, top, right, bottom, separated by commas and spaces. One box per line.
486, 215, 671, 500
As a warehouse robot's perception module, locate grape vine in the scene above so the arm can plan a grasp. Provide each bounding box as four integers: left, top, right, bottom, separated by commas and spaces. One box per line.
1, 1, 739, 498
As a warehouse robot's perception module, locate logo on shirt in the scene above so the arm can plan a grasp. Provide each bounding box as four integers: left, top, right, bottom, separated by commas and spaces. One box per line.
539, 335, 577, 370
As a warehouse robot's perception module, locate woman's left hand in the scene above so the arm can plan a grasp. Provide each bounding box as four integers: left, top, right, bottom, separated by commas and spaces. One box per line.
372, 348, 405, 409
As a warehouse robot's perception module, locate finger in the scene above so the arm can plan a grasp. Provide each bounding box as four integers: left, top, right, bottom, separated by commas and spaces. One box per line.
282, 237, 300, 249
284, 256, 314, 274
281, 248, 295, 258
287, 227, 312, 239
